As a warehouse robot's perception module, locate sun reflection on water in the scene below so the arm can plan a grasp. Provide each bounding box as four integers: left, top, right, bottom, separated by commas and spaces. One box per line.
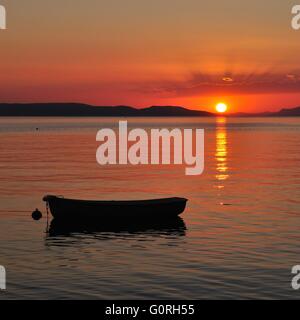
215, 117, 229, 196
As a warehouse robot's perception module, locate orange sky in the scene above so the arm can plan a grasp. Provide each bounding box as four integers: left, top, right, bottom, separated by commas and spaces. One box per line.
1, 0, 300, 113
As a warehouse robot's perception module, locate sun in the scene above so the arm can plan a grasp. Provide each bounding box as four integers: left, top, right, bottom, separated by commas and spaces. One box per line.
215, 102, 228, 113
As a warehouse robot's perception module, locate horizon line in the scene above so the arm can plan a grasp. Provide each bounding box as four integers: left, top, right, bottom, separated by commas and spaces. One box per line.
0, 101, 300, 115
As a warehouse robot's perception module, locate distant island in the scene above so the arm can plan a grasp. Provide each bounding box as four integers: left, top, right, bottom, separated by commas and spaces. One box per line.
0, 103, 212, 117
229, 107, 300, 117
0, 103, 300, 117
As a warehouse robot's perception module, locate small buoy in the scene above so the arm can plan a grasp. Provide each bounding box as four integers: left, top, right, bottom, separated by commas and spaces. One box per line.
32, 208, 42, 221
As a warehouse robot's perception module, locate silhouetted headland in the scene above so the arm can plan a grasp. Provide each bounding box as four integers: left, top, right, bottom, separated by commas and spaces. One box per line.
0, 103, 213, 117
0, 103, 299, 116
229, 106, 300, 117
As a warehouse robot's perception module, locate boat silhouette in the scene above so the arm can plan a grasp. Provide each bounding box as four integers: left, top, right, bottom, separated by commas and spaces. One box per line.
43, 195, 188, 221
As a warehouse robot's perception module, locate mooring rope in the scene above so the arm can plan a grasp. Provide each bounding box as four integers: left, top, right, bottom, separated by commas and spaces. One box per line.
45, 201, 50, 234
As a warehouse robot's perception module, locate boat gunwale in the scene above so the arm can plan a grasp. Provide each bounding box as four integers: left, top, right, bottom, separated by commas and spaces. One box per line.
43, 195, 188, 206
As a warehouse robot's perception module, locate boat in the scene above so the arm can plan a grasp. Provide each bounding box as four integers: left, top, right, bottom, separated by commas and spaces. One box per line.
43, 195, 188, 221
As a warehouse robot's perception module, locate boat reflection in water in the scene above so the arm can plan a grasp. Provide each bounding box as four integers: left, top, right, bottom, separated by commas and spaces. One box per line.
47, 216, 186, 241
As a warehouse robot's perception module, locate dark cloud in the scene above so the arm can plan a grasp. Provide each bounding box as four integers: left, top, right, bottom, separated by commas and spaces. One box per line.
135, 72, 300, 97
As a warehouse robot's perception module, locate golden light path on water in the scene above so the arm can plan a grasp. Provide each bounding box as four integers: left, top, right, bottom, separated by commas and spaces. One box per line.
215, 117, 229, 204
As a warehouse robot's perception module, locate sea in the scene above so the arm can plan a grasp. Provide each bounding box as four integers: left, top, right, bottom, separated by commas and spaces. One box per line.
0, 116, 299, 299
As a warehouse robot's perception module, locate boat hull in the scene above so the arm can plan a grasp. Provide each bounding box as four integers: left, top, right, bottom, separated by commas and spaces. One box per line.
43, 195, 188, 221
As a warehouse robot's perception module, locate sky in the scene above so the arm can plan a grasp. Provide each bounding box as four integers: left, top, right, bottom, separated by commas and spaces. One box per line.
0, 0, 300, 112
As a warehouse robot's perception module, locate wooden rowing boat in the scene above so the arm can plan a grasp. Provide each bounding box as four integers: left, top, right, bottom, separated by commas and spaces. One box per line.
43, 195, 188, 221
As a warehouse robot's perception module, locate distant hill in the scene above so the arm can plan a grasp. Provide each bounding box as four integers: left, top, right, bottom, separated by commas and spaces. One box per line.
0, 103, 213, 117
140, 106, 212, 116
229, 106, 300, 117
273, 106, 300, 116
0, 103, 300, 117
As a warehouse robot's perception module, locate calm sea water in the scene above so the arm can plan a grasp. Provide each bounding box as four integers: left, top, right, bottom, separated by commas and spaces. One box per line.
0, 117, 300, 300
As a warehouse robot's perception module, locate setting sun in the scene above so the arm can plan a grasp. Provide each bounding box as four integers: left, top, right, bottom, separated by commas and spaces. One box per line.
216, 103, 228, 113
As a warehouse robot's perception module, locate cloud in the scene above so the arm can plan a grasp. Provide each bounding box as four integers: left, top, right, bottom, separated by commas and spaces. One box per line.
135, 72, 300, 97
